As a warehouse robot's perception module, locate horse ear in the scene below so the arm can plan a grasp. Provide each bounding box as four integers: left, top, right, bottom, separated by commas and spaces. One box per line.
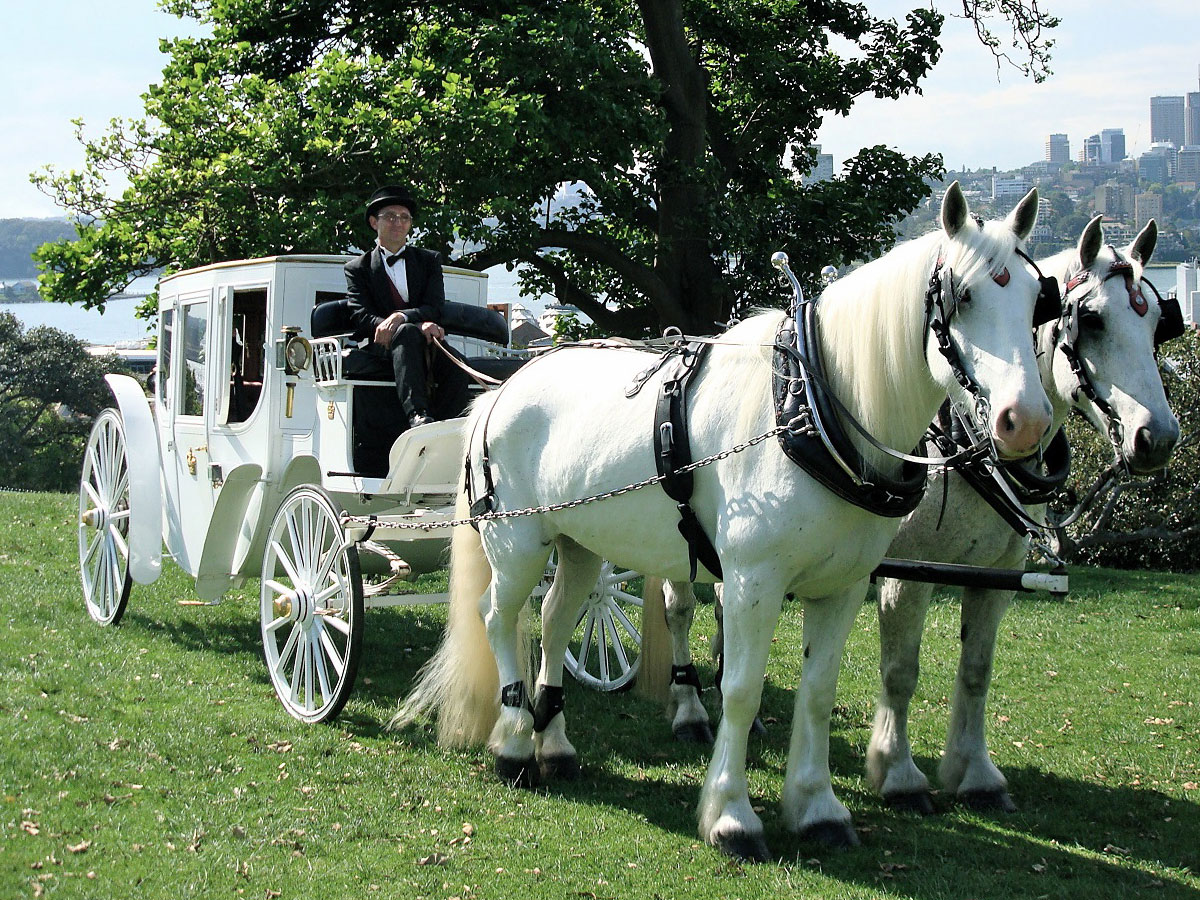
941, 181, 968, 237
1007, 187, 1039, 242
1129, 218, 1158, 266
1079, 215, 1104, 270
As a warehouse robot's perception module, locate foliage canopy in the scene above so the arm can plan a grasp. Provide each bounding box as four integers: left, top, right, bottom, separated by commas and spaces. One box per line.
35, 1, 1057, 335
0, 312, 124, 491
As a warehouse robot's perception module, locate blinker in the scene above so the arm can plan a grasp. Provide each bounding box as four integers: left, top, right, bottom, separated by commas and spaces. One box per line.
1032, 276, 1061, 327
1156, 295, 1185, 347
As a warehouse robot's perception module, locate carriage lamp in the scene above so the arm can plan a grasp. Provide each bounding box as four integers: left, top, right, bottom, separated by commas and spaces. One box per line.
276, 327, 312, 419
277, 327, 312, 375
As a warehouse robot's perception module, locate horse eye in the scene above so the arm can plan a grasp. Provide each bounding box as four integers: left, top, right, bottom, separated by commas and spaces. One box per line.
992, 267, 1010, 287
1078, 308, 1105, 332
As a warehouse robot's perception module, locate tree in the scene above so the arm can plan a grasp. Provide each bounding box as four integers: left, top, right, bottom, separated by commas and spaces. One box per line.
1053, 330, 1200, 572
0, 312, 123, 492
35, 1, 1055, 336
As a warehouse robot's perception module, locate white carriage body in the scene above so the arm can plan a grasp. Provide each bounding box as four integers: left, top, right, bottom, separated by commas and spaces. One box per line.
131, 255, 494, 599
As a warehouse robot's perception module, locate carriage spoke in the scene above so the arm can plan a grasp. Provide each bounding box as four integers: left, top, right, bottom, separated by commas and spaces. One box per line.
607, 598, 641, 643
596, 617, 611, 683
602, 607, 633, 674
303, 633, 316, 710
312, 631, 332, 702
268, 540, 302, 585
82, 479, 102, 510
319, 612, 351, 636
288, 631, 307, 703
263, 578, 294, 601
264, 614, 291, 632
576, 611, 596, 672
317, 625, 347, 678
274, 623, 302, 679
108, 523, 129, 561
608, 587, 643, 608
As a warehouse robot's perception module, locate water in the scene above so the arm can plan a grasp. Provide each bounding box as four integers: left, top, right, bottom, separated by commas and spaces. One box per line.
0, 266, 548, 345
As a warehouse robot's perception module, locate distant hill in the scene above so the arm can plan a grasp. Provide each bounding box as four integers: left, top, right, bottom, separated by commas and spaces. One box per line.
0, 218, 76, 277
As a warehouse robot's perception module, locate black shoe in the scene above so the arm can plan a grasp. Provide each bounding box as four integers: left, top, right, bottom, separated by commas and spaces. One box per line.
408, 412, 434, 429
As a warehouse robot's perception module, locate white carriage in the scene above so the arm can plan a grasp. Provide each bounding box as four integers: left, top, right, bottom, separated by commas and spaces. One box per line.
77, 256, 648, 722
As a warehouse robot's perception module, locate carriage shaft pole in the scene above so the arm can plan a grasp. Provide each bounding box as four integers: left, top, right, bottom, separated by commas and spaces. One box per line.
871, 558, 1068, 596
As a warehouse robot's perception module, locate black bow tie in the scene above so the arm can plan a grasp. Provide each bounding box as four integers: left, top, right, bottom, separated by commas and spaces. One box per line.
385, 248, 407, 266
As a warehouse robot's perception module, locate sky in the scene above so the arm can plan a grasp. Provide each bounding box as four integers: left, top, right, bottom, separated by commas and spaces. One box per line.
2, 0, 1198, 220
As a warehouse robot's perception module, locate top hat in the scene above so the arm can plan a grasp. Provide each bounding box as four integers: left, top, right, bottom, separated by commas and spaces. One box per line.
365, 185, 419, 224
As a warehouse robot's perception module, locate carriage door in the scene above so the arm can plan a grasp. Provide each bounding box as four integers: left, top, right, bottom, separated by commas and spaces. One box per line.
160, 291, 218, 577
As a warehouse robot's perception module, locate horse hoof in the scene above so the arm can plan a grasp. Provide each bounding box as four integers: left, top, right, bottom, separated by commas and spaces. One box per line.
495, 755, 540, 789
800, 820, 861, 848
885, 791, 936, 816
673, 722, 715, 744
712, 829, 772, 863
538, 753, 581, 781
960, 789, 1016, 813
750, 717, 768, 736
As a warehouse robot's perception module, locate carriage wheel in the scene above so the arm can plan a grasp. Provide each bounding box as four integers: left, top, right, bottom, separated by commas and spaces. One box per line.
534, 557, 644, 692
259, 486, 364, 723
78, 408, 133, 625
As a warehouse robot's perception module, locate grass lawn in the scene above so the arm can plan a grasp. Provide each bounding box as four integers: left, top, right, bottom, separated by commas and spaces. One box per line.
1, 490, 1198, 899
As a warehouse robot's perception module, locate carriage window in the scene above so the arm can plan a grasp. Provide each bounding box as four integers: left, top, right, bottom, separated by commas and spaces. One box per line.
226, 288, 268, 425
158, 308, 174, 413
180, 302, 208, 418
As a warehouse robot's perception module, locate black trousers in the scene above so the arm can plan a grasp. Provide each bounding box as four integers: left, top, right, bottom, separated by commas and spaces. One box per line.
376, 323, 472, 421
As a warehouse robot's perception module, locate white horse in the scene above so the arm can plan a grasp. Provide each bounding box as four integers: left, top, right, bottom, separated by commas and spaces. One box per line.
393, 183, 1053, 861
867, 216, 1180, 813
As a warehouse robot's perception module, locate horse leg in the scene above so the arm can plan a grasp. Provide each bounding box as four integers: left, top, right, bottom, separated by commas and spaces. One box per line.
781, 581, 869, 847
483, 540, 553, 789
939, 586, 1016, 812
697, 573, 784, 862
711, 584, 765, 735
663, 580, 713, 744
867, 577, 936, 814
533, 538, 601, 781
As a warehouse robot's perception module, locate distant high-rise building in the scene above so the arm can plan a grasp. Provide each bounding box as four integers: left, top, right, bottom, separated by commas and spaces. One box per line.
1186, 92, 1200, 146
1151, 95, 1186, 147
1045, 133, 1070, 164
1138, 151, 1168, 185
1079, 134, 1102, 166
1178, 145, 1200, 183
1095, 181, 1130, 218
803, 144, 835, 183
1135, 191, 1163, 231
1101, 128, 1126, 163
992, 174, 1032, 211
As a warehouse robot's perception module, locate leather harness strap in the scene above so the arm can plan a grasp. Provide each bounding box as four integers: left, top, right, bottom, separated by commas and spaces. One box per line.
650, 341, 723, 582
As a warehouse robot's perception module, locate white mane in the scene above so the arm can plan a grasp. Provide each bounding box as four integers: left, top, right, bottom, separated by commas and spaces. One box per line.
815, 218, 1021, 465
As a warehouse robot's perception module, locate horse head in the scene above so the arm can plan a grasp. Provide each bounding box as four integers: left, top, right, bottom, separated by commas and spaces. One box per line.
1042, 216, 1180, 474
928, 181, 1053, 460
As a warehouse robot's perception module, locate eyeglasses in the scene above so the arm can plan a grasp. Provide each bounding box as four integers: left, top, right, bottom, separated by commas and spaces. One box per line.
376, 212, 412, 224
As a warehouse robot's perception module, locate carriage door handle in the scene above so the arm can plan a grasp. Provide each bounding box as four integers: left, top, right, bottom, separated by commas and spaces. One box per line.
186, 444, 207, 476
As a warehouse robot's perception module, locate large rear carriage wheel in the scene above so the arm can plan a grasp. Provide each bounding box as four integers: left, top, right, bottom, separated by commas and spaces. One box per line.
534, 557, 645, 692
260, 486, 364, 723
78, 408, 133, 625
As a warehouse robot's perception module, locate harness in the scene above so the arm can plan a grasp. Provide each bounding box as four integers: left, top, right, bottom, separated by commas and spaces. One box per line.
1053, 249, 1184, 469
627, 339, 724, 581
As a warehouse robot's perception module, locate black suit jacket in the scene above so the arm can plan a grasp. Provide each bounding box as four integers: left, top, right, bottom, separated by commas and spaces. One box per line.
344, 245, 446, 341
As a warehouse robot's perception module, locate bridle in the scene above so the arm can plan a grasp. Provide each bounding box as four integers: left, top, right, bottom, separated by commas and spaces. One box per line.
1049, 247, 1185, 469
923, 243, 1062, 460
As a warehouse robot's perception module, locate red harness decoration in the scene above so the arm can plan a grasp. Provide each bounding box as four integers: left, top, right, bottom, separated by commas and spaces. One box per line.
1123, 271, 1149, 317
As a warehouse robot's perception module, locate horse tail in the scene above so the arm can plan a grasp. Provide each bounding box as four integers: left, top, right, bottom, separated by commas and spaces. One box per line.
634, 577, 672, 704
390, 490, 501, 747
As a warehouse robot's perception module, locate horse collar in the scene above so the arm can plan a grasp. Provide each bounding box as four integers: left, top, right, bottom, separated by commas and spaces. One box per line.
772, 311, 926, 518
